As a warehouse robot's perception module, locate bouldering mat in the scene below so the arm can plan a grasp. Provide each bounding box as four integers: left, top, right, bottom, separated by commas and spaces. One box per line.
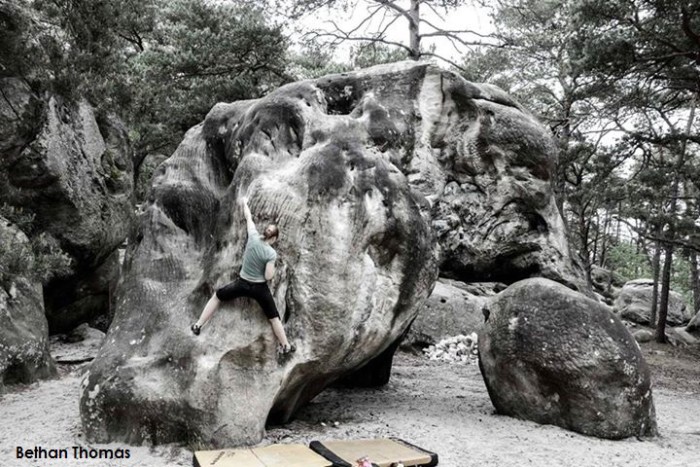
309, 438, 438, 467
193, 443, 332, 467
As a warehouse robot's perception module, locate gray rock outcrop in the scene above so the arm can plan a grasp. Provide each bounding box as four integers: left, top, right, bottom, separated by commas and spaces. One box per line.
0, 77, 134, 333
1, 2, 134, 333
479, 278, 657, 439
80, 61, 583, 447
404, 279, 502, 347
0, 218, 56, 390
613, 279, 692, 326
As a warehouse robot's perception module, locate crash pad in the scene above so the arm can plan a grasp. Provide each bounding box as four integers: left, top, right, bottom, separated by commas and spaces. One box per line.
309, 438, 438, 467
193, 443, 332, 467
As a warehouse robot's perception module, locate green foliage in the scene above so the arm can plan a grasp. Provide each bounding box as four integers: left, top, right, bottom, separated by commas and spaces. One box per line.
0, 222, 73, 286
118, 0, 290, 164
0, 203, 36, 234
287, 44, 351, 80
349, 43, 409, 69
607, 243, 652, 281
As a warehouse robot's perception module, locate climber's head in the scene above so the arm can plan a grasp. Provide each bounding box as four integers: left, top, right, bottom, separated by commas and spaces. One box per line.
263, 224, 279, 243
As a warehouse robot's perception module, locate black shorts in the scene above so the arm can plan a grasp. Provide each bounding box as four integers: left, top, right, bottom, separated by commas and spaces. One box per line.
216, 278, 280, 320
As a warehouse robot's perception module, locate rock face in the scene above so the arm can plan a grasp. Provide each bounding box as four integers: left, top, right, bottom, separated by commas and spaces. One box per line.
407, 79, 580, 288
80, 61, 581, 447
687, 310, 700, 337
81, 62, 441, 447
404, 279, 502, 347
0, 218, 56, 390
613, 279, 692, 326
479, 278, 657, 439
0, 76, 134, 333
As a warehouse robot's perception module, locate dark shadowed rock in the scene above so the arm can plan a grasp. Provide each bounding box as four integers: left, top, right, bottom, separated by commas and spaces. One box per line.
478, 278, 657, 439
403, 278, 503, 347
613, 279, 691, 326
0, 76, 134, 333
0, 218, 56, 390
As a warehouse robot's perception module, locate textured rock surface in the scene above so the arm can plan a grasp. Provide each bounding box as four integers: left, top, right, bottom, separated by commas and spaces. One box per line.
687, 310, 700, 336
404, 278, 502, 347
408, 76, 581, 289
81, 62, 442, 447
0, 76, 134, 333
0, 218, 56, 390
80, 61, 583, 447
613, 279, 691, 326
590, 265, 625, 304
479, 278, 657, 439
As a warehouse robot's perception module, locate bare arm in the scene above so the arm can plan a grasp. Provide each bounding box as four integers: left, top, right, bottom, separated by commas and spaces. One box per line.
239, 196, 256, 233
264, 261, 276, 281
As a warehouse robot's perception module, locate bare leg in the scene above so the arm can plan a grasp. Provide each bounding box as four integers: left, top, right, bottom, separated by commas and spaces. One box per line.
195, 293, 221, 328
269, 317, 290, 347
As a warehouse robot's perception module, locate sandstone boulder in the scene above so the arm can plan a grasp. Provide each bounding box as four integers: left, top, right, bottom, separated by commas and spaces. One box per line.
406, 70, 582, 290
81, 62, 440, 447
0, 218, 56, 390
403, 278, 502, 347
479, 278, 657, 439
613, 279, 692, 326
0, 77, 134, 333
633, 329, 654, 343
80, 61, 583, 447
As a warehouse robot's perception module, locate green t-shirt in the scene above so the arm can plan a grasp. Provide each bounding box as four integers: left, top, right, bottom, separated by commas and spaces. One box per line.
239, 225, 277, 283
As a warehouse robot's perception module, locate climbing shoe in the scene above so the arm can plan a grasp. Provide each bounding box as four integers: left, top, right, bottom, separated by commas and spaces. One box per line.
277, 343, 296, 362
190, 324, 201, 336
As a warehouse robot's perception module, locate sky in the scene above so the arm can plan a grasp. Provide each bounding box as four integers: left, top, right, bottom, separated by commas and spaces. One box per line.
286, 0, 495, 65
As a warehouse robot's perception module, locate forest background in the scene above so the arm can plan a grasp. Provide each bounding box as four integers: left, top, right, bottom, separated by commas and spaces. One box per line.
2, 0, 699, 343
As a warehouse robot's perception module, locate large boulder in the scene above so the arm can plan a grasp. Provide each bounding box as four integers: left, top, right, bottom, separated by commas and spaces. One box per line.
404, 278, 502, 347
479, 278, 657, 439
81, 62, 439, 447
0, 2, 134, 333
613, 279, 692, 326
0, 218, 56, 390
80, 61, 582, 447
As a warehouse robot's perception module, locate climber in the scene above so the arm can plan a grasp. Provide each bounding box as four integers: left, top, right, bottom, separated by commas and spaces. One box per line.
190, 195, 295, 358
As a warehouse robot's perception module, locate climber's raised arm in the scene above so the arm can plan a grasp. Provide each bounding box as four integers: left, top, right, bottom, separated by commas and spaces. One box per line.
239, 196, 256, 234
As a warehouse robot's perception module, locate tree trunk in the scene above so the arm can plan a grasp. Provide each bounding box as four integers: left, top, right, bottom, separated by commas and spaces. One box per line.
691, 250, 699, 315
408, 0, 420, 59
656, 93, 696, 343
650, 234, 662, 327
656, 243, 673, 343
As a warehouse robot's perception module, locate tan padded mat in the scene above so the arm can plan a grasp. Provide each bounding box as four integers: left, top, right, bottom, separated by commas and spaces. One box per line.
193, 443, 332, 467
320, 439, 432, 467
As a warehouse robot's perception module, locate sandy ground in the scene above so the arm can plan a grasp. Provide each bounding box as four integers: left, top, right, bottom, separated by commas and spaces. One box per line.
1, 341, 699, 467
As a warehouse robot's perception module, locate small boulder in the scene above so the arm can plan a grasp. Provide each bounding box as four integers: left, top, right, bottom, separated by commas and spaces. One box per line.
479, 278, 657, 439
687, 309, 700, 337
633, 329, 654, 343
0, 218, 56, 390
613, 279, 692, 326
